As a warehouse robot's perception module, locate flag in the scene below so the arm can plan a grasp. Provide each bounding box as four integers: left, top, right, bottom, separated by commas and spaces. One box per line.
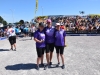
35, 0, 38, 14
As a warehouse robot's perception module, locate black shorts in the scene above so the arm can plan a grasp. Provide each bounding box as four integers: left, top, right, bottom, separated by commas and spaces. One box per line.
9, 36, 16, 45
31, 32, 34, 37
24, 32, 28, 35
36, 47, 45, 57
55, 46, 64, 54
0, 32, 1, 36
21, 29, 23, 33
45, 43, 55, 53
16, 33, 20, 35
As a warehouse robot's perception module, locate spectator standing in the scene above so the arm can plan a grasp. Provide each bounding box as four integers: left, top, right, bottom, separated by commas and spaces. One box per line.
15, 26, 20, 39
30, 23, 36, 40
23, 26, 29, 37
7, 25, 16, 51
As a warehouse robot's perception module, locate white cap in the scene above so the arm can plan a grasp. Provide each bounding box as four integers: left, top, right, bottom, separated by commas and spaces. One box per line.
61, 23, 64, 25
56, 23, 60, 26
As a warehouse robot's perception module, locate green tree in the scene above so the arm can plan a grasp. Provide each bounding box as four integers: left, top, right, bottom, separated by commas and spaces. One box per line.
8, 23, 12, 25
0, 16, 3, 23
3, 20, 7, 25
15, 22, 20, 25
0, 16, 7, 25
19, 20, 24, 25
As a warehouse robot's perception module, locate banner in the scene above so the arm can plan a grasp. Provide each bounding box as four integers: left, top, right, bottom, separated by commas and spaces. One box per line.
35, 0, 38, 14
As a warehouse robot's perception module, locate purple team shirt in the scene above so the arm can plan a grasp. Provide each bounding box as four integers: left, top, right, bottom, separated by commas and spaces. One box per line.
34, 29, 45, 48
55, 29, 66, 46
44, 26, 55, 43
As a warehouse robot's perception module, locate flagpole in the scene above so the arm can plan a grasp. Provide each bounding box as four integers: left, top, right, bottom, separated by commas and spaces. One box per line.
34, 2, 35, 19
34, 0, 38, 21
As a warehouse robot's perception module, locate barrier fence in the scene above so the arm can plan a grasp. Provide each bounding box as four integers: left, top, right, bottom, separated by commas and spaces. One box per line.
66, 34, 100, 36
0, 33, 100, 41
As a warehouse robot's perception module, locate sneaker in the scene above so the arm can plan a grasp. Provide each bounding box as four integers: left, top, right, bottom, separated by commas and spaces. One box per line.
50, 62, 52, 65
36, 65, 39, 70
56, 62, 60, 67
61, 65, 65, 69
40, 63, 44, 67
14, 49, 16, 51
44, 64, 48, 70
10, 48, 13, 51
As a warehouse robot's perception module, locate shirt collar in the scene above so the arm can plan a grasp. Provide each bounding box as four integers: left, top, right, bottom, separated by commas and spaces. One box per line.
47, 26, 52, 29
38, 29, 44, 33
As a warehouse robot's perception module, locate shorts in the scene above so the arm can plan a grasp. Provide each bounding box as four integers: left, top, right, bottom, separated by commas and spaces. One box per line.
21, 29, 23, 33
24, 32, 28, 35
36, 47, 45, 57
45, 43, 55, 53
16, 33, 20, 35
55, 46, 64, 54
9, 36, 16, 45
31, 32, 34, 37
0, 32, 1, 36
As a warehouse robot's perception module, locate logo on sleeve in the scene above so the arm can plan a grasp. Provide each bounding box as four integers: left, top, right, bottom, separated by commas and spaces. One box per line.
10, 30, 14, 33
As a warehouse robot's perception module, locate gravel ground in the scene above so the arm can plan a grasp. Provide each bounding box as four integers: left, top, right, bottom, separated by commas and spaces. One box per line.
0, 36, 100, 75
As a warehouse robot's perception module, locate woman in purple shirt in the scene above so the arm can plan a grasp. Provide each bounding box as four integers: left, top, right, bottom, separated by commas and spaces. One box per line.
43, 19, 55, 70
55, 23, 66, 69
34, 22, 45, 70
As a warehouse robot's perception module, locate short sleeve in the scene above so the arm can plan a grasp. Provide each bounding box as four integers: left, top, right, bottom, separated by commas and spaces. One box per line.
34, 31, 38, 38
7, 30, 10, 35
63, 31, 66, 37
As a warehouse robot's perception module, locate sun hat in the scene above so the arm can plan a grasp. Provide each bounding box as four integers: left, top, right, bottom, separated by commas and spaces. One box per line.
47, 19, 52, 23
56, 23, 60, 26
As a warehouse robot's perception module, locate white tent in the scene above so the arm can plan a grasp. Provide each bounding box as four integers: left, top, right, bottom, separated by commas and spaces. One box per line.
0, 23, 3, 27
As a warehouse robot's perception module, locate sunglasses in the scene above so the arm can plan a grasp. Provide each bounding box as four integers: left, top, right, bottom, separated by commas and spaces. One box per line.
47, 22, 51, 24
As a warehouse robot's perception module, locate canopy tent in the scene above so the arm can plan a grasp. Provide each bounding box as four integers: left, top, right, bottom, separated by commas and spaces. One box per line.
0, 23, 3, 27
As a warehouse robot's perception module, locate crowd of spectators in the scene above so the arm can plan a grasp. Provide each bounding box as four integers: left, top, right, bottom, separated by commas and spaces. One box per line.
1, 15, 100, 37
47, 15, 100, 33
0, 24, 36, 38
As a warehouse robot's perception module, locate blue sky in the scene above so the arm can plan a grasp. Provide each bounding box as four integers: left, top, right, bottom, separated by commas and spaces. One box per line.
0, 0, 100, 23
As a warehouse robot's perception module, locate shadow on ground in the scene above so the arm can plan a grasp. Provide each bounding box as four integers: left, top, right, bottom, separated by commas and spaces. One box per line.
5, 63, 36, 70
0, 49, 9, 52
19, 39, 31, 41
